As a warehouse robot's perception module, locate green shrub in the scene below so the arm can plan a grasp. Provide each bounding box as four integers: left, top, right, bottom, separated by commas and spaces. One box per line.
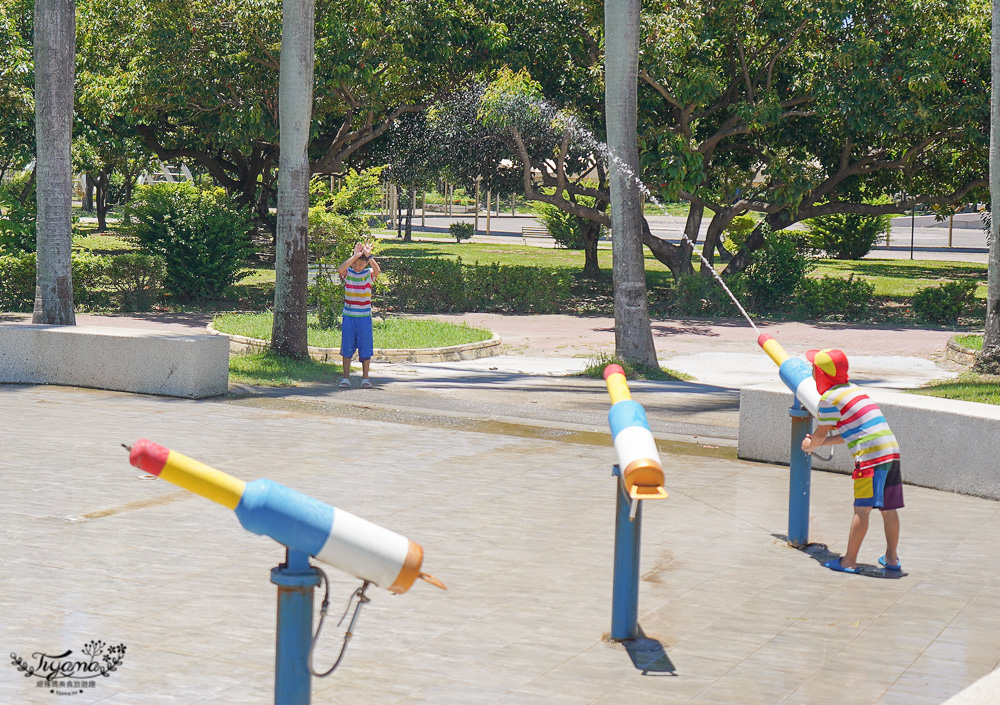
122, 183, 253, 302
0, 251, 36, 311
380, 257, 466, 312
744, 233, 813, 313
0, 196, 35, 254
535, 198, 606, 250
105, 252, 166, 311
464, 260, 571, 313
536, 203, 584, 249
671, 273, 747, 317
806, 212, 891, 260
309, 167, 385, 217
795, 275, 874, 321
71, 252, 112, 309
722, 214, 757, 252
912, 280, 978, 325
379, 256, 570, 313
449, 222, 475, 243
0, 251, 166, 313
0, 173, 36, 254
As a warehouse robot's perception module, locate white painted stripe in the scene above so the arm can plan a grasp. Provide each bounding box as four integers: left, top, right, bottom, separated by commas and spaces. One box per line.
794, 378, 821, 417
613, 425, 661, 469
314, 509, 410, 589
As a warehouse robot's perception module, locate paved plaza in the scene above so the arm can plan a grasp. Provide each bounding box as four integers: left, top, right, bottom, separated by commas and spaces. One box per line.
2, 377, 999, 704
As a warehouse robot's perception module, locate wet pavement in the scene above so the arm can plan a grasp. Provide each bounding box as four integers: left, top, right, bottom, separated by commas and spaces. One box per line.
2, 327, 998, 704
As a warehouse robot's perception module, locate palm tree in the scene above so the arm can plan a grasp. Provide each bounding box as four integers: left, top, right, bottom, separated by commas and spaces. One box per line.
604, 0, 657, 367
32, 0, 76, 325
270, 0, 314, 358
980, 0, 1000, 373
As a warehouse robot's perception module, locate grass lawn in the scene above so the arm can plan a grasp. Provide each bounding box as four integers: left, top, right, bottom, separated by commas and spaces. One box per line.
953, 334, 983, 350
213, 311, 493, 348
229, 352, 347, 387
813, 259, 988, 299
911, 373, 1000, 406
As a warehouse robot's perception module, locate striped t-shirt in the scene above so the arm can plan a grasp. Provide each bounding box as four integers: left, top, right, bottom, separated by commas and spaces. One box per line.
817, 383, 899, 470
342, 266, 372, 317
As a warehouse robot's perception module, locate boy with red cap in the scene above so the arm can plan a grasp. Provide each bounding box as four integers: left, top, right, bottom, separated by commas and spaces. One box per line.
801, 349, 903, 574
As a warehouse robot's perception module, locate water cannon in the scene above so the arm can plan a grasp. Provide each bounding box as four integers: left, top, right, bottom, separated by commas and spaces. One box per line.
127, 439, 445, 594
757, 334, 822, 417
603, 365, 668, 504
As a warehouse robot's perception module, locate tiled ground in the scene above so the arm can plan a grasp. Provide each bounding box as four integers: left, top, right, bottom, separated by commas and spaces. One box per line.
2, 384, 998, 705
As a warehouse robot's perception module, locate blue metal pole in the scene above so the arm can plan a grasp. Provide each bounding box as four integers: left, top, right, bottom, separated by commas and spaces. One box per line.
271, 549, 321, 705
610, 465, 641, 641
787, 399, 813, 547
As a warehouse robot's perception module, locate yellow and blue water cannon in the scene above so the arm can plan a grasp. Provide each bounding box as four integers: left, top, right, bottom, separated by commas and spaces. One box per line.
602, 364, 667, 642
603, 364, 668, 502
125, 438, 444, 705
757, 333, 822, 417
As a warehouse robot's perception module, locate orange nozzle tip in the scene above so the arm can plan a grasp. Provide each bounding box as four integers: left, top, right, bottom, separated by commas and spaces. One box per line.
130, 439, 169, 476
630, 485, 669, 500
603, 364, 625, 379
419, 573, 447, 590
757, 333, 773, 347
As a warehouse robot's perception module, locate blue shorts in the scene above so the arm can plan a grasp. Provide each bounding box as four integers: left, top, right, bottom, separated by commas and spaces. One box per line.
340, 315, 373, 360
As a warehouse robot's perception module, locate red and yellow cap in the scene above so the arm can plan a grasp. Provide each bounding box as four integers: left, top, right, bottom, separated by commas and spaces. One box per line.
805, 349, 849, 392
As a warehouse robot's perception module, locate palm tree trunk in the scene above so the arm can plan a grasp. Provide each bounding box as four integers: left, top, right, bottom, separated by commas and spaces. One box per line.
976, 0, 1000, 371
270, 0, 315, 358
983, 0, 1000, 362
605, 0, 657, 367
32, 0, 76, 325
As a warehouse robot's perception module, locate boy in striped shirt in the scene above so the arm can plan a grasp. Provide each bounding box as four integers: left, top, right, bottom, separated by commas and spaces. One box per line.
801, 349, 903, 574
337, 241, 381, 388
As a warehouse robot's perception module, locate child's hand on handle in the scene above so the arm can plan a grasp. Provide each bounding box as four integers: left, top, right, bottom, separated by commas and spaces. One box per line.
801, 434, 814, 454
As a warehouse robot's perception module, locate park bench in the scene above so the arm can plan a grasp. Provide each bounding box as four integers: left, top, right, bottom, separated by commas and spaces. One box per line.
0, 323, 229, 398
521, 225, 560, 247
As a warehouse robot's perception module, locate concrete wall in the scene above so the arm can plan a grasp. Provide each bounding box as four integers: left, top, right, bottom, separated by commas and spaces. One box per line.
739, 382, 1000, 500
0, 324, 229, 398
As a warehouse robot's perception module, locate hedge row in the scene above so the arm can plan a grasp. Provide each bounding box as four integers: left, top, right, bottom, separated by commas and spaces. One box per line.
0, 252, 166, 312
378, 256, 572, 313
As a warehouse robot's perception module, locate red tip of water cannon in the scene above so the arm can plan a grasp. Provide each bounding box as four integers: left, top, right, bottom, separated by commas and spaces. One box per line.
603, 364, 625, 379
130, 438, 169, 476
757, 333, 773, 347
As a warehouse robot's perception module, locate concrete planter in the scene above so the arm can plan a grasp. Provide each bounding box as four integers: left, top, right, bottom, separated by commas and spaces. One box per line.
206, 323, 501, 363
946, 336, 980, 366
0, 323, 229, 398
739, 382, 1000, 500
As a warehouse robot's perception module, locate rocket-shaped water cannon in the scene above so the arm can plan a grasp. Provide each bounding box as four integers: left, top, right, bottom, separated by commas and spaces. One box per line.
128, 439, 445, 594
603, 365, 668, 501
757, 333, 822, 417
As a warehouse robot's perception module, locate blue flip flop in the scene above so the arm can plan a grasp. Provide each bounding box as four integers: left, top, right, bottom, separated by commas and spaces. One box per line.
878, 555, 902, 571
823, 558, 860, 574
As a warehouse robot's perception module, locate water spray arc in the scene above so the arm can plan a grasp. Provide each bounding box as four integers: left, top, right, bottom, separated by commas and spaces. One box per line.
593, 127, 823, 547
